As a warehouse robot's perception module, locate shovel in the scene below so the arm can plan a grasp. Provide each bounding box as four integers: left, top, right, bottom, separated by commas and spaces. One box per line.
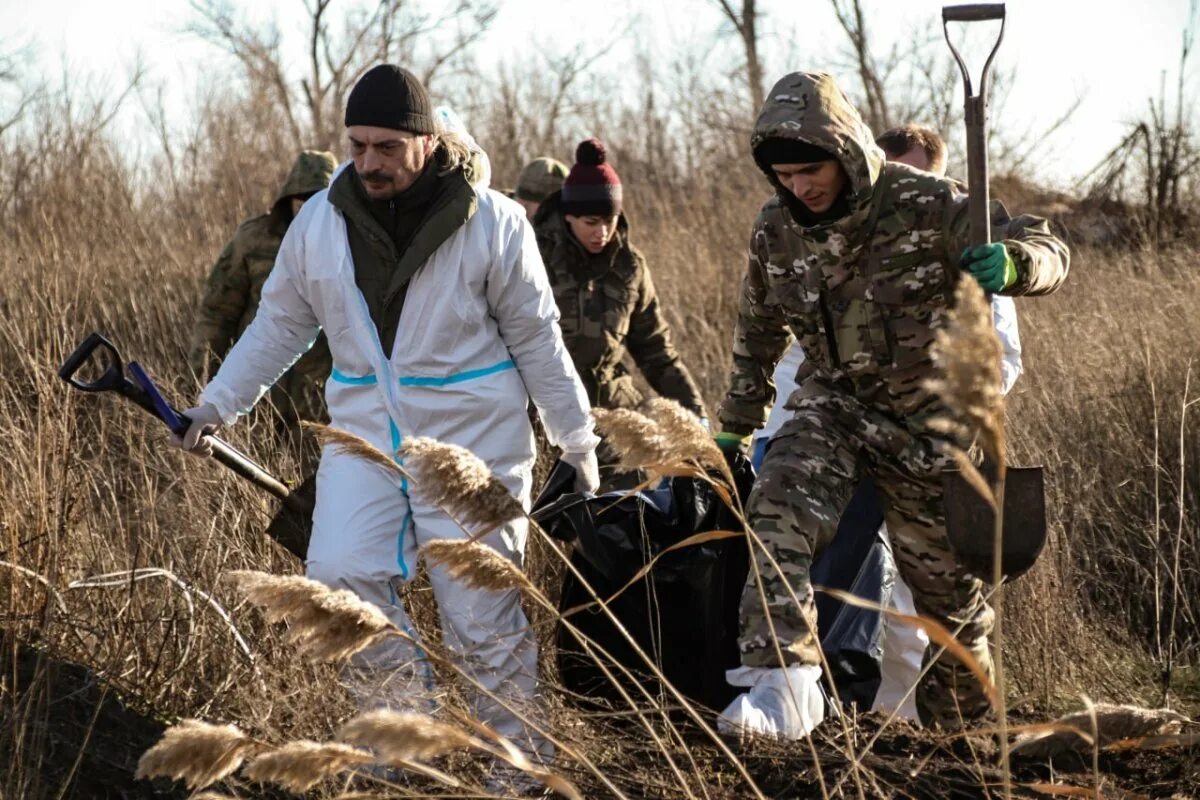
940, 3, 1047, 581
58, 333, 313, 558
942, 461, 1046, 580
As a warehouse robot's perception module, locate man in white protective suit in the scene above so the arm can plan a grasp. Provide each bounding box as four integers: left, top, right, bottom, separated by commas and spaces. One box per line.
171, 65, 600, 767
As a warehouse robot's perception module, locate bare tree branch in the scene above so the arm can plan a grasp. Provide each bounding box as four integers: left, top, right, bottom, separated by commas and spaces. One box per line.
710, 0, 765, 115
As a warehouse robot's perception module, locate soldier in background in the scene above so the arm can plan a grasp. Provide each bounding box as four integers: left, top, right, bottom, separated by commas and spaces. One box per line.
188, 150, 338, 440
511, 156, 569, 220
716, 72, 1068, 731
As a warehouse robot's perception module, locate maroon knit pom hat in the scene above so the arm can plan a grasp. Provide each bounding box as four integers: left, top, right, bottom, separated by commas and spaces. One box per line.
561, 138, 622, 216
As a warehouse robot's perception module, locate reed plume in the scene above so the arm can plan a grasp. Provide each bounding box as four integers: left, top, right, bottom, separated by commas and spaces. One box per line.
242, 741, 374, 791
303, 422, 405, 479
926, 276, 1005, 462
339, 709, 475, 763
642, 398, 728, 475
135, 719, 255, 789
401, 437, 524, 528
226, 571, 394, 661
421, 539, 531, 592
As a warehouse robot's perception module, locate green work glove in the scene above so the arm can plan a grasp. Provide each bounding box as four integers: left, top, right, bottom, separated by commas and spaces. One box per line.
961, 243, 1018, 293
714, 431, 751, 455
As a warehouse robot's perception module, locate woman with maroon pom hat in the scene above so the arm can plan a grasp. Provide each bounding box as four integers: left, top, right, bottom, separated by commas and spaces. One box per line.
532, 138, 704, 480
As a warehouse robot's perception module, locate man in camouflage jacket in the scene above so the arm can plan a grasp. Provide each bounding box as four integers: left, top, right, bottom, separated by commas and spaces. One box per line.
188, 150, 338, 428
717, 72, 1068, 728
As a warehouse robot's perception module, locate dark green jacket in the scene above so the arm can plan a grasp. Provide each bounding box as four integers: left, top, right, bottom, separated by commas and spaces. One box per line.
533, 192, 705, 416
328, 148, 478, 355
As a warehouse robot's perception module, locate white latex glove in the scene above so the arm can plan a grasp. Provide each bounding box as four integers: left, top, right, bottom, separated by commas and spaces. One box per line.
560, 449, 599, 494
718, 665, 826, 740
169, 403, 222, 457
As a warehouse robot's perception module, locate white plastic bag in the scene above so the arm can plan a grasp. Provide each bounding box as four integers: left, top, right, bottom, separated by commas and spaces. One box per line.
871, 574, 929, 721
719, 664, 826, 739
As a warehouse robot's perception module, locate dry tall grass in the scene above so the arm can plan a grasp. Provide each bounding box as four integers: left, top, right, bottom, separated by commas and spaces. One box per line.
2, 74, 1199, 798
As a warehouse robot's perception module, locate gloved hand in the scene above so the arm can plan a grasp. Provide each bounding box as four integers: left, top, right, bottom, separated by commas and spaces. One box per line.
561, 449, 600, 494
169, 403, 222, 458
961, 243, 1018, 293
714, 432, 750, 455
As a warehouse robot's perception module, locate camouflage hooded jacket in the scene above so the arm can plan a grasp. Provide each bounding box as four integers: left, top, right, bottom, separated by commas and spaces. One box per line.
718, 72, 1069, 449
188, 151, 337, 402
533, 191, 705, 416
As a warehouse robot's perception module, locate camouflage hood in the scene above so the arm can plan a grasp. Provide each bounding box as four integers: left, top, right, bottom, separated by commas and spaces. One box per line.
751, 72, 885, 227
275, 150, 338, 206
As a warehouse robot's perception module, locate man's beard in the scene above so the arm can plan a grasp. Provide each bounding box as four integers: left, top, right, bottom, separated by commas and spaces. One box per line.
357, 170, 397, 198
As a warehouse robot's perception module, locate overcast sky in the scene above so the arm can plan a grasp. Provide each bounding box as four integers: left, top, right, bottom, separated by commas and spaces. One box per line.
5, 0, 1196, 186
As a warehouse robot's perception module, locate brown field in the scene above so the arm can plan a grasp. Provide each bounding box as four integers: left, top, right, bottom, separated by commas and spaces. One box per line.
2, 77, 1199, 799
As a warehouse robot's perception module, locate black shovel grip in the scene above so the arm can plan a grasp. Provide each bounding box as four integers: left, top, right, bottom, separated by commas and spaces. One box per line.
942, 3, 1005, 22
59, 333, 124, 393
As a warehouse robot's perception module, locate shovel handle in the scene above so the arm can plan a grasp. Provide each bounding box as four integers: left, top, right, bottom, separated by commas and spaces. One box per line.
942, 3, 1005, 22
59, 332, 312, 515
942, 2, 1007, 246
207, 436, 312, 513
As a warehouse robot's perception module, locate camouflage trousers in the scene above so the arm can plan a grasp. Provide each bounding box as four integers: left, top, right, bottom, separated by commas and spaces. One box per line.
741, 388, 995, 729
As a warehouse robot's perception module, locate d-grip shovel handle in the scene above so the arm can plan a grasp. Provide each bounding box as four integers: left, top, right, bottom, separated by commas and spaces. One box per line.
942, 3, 1004, 22
943, 2, 1007, 247
58, 333, 313, 516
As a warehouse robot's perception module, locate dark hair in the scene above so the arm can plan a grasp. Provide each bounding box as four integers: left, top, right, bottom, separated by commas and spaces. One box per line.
876, 124, 947, 175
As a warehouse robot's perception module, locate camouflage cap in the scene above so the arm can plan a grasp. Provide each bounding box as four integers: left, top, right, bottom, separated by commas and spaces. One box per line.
515, 157, 569, 203
276, 150, 338, 203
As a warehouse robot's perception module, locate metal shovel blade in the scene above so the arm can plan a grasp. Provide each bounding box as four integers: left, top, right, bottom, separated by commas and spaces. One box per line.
942, 465, 1046, 580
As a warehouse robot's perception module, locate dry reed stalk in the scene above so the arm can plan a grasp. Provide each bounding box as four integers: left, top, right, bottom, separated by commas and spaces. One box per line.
1010, 704, 1189, 759
303, 422, 405, 479
926, 275, 1011, 797
225, 571, 395, 661
420, 539, 531, 593
135, 719, 256, 789
926, 276, 1006, 463
641, 398, 729, 476
242, 741, 374, 791
400, 437, 524, 528
592, 407, 712, 477
339, 709, 475, 762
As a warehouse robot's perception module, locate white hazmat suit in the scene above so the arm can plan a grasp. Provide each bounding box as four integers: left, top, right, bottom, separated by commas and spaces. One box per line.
200, 165, 598, 757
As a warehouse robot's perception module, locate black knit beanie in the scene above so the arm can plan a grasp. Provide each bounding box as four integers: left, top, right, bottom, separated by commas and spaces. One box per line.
754, 137, 837, 168
344, 65, 437, 134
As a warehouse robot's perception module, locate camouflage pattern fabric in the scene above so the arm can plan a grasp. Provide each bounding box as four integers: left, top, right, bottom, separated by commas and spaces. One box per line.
188, 150, 338, 429
743, 385, 995, 725
515, 157, 569, 203
721, 72, 1069, 728
534, 191, 705, 416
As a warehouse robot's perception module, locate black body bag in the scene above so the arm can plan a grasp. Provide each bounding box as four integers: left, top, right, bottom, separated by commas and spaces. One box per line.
532, 456, 754, 711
